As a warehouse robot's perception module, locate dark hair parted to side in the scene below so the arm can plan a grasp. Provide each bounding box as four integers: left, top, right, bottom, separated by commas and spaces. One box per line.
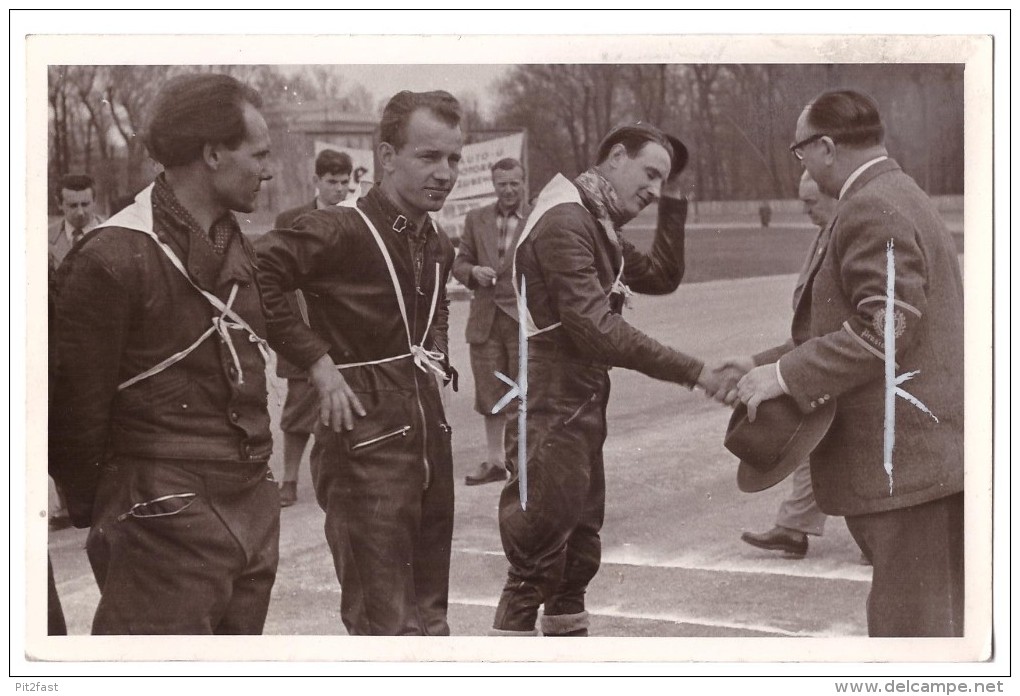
490, 157, 524, 175
595, 122, 689, 176
805, 90, 885, 148
59, 173, 95, 194
315, 149, 353, 177
379, 90, 462, 151
143, 73, 263, 168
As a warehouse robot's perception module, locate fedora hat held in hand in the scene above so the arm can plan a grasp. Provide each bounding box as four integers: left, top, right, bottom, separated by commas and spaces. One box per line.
724, 395, 836, 493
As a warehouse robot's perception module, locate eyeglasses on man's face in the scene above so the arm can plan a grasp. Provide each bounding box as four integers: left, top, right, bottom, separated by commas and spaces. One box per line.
789, 133, 826, 161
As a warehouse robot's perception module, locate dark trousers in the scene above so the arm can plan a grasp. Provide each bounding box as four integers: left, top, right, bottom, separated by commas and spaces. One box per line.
47, 555, 67, 635
86, 458, 280, 635
846, 492, 964, 637
311, 403, 455, 636
494, 363, 609, 633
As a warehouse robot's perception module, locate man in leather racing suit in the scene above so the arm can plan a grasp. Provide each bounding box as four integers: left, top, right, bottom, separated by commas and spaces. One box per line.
256, 90, 461, 636
493, 123, 724, 636
49, 73, 279, 634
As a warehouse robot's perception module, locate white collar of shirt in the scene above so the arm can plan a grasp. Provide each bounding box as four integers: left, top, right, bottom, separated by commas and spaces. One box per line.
839, 155, 888, 200
496, 203, 522, 219
63, 217, 98, 242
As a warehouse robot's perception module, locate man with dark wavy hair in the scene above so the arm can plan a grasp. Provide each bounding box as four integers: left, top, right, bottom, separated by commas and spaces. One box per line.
257, 90, 461, 635
50, 73, 279, 634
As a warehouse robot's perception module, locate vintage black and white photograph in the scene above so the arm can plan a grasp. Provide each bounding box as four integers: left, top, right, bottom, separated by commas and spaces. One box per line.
13, 12, 1004, 684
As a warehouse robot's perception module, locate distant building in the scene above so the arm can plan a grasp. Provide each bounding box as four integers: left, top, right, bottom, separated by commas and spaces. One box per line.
261, 100, 524, 243
261, 101, 378, 213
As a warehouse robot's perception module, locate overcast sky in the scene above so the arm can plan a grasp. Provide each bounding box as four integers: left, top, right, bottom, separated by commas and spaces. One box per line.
318, 64, 511, 119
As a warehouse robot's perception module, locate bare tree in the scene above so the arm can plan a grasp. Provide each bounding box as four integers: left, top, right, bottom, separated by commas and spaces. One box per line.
629, 64, 668, 125
690, 65, 731, 199
343, 83, 375, 115
47, 66, 72, 194
47, 63, 964, 212
104, 65, 182, 197
306, 65, 345, 100
492, 64, 632, 193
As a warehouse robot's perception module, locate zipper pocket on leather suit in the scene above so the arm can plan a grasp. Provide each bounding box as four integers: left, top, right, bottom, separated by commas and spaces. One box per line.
562, 392, 601, 427
350, 425, 412, 452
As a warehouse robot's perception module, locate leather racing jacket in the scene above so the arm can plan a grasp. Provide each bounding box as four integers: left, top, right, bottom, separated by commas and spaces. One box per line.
49, 181, 272, 525
513, 174, 703, 386
255, 186, 456, 488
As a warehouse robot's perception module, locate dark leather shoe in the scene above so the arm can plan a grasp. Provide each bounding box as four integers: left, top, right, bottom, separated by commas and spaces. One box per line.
740, 526, 808, 558
48, 515, 73, 532
279, 481, 297, 508
465, 462, 507, 486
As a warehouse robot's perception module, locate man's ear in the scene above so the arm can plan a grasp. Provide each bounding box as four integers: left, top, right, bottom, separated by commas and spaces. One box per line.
606, 142, 629, 169
203, 143, 221, 170
820, 136, 838, 166
377, 141, 397, 174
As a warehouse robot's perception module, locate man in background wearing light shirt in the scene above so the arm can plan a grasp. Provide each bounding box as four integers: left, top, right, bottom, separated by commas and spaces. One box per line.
452, 158, 530, 486
49, 173, 104, 269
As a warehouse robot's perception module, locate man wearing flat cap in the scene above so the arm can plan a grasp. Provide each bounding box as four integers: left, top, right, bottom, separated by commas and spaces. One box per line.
492, 122, 726, 637
734, 90, 964, 637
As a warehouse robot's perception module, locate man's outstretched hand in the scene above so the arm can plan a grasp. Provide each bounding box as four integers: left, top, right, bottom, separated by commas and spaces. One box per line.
698, 356, 755, 404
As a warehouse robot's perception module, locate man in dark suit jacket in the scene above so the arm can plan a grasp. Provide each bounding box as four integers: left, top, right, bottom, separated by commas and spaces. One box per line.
452, 158, 530, 485
734, 90, 964, 636
48, 173, 106, 530
740, 172, 838, 559
49, 173, 105, 268
273, 148, 353, 506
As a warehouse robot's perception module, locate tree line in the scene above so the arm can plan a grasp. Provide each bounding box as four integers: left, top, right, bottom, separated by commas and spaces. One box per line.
490, 63, 964, 201
47, 64, 376, 213
47, 63, 964, 214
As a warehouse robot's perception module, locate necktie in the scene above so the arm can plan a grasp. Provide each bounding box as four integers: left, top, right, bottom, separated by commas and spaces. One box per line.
72, 227, 84, 244
497, 214, 508, 265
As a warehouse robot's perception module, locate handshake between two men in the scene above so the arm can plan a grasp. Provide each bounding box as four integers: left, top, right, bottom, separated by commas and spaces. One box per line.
698, 357, 786, 423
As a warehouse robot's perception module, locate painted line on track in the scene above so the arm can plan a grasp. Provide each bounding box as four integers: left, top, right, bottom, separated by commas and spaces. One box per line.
456, 547, 872, 584
450, 595, 823, 637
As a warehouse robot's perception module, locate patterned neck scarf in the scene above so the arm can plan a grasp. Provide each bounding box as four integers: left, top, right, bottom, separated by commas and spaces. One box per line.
574, 167, 634, 309
574, 167, 628, 235
152, 174, 237, 255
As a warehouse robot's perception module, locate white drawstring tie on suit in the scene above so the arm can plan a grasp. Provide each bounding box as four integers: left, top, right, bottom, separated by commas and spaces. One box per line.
98, 185, 270, 392
334, 203, 445, 377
